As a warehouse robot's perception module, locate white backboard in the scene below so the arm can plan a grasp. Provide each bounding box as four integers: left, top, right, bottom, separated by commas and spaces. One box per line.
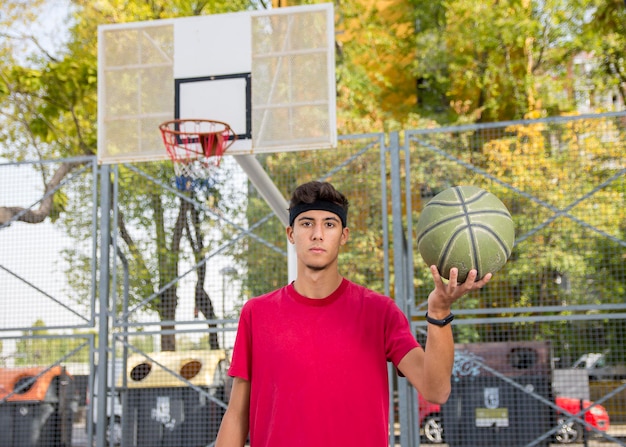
97, 3, 336, 164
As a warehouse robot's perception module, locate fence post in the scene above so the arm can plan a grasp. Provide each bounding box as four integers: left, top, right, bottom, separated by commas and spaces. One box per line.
96, 164, 112, 447
389, 131, 420, 447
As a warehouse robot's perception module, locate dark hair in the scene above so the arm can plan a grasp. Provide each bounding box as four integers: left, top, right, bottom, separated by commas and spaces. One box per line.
288, 181, 349, 227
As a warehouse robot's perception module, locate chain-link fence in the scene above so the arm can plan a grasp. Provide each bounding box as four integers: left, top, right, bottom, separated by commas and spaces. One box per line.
0, 112, 624, 446
0, 156, 96, 447
404, 112, 626, 446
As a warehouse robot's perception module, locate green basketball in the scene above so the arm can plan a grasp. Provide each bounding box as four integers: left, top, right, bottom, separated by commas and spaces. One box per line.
416, 186, 515, 282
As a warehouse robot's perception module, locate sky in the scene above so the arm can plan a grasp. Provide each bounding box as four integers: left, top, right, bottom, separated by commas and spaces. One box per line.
0, 161, 86, 323
2, 1, 72, 62
0, 160, 86, 366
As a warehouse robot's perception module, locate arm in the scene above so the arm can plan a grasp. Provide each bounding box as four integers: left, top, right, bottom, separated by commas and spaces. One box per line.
215, 377, 251, 447
397, 266, 491, 404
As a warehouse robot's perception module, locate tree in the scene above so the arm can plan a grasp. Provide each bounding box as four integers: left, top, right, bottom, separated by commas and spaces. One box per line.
278, 0, 626, 127
579, 0, 626, 107
418, 0, 574, 121
0, 0, 261, 351
476, 116, 624, 344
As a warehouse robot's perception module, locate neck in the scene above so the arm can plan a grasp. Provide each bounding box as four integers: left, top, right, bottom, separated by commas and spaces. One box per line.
292, 270, 343, 299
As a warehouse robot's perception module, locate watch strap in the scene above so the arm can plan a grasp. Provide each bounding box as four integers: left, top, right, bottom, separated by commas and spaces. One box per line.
425, 311, 454, 327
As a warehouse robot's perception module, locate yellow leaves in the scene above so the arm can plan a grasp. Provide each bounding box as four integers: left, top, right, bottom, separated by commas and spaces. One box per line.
8, 66, 43, 92
482, 116, 624, 238
524, 109, 543, 120
336, 0, 419, 123
50, 190, 69, 223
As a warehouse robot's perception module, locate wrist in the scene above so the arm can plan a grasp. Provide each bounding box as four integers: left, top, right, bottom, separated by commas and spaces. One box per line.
425, 307, 452, 319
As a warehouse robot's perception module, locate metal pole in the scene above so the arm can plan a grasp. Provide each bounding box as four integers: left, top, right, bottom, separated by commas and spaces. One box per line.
233, 154, 295, 282
96, 164, 111, 447
389, 131, 420, 446
232, 154, 288, 226
219, 266, 237, 349
222, 273, 226, 348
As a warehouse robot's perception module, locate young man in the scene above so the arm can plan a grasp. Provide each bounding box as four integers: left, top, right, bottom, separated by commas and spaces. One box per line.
215, 181, 492, 447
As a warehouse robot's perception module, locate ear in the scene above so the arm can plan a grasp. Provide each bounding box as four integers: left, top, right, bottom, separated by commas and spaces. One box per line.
340, 227, 350, 245
286, 226, 295, 244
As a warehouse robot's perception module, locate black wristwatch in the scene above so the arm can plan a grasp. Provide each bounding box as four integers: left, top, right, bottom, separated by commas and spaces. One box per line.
425, 311, 454, 327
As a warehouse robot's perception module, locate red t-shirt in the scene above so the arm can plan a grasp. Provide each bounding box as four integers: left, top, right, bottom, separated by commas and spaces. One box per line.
228, 278, 420, 447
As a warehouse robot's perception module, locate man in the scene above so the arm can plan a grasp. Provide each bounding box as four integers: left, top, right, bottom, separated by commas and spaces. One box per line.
215, 181, 492, 447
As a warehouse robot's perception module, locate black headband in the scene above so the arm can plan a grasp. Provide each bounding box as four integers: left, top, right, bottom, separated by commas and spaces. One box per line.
289, 200, 347, 228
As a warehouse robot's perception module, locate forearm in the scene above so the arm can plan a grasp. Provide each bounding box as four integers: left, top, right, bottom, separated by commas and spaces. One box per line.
215, 377, 251, 447
418, 265, 489, 402
421, 320, 454, 403
397, 311, 455, 404
215, 409, 249, 447
399, 266, 491, 404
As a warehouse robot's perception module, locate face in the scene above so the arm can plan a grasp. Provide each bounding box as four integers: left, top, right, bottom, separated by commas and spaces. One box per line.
286, 209, 350, 272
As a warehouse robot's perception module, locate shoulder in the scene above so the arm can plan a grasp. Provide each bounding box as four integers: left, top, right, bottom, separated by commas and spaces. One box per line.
346, 280, 386, 298
240, 285, 287, 313
345, 280, 396, 308
343, 281, 410, 331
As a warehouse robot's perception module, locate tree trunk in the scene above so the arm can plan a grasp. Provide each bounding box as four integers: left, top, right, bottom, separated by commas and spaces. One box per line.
189, 204, 220, 349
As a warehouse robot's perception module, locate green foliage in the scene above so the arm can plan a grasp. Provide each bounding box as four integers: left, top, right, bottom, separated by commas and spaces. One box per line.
410, 115, 626, 343
579, 0, 626, 107
241, 141, 390, 298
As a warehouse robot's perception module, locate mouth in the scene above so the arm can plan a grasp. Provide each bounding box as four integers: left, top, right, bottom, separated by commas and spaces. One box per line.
309, 247, 325, 253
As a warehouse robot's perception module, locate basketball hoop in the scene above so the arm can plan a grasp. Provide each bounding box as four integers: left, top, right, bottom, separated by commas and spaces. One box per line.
159, 119, 237, 192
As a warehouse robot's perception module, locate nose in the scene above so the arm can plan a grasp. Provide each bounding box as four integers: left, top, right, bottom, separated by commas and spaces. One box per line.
311, 225, 323, 240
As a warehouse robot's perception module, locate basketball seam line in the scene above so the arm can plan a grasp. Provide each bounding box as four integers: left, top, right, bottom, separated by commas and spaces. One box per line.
427, 188, 490, 207
456, 187, 481, 275
416, 211, 512, 243
424, 223, 513, 259
471, 223, 514, 257
437, 225, 512, 276
439, 227, 473, 273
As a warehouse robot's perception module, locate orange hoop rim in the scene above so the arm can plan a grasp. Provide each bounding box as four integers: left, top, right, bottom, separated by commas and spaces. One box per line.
159, 118, 237, 161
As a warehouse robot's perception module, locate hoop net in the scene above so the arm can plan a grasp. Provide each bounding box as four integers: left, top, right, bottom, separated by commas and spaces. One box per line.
159, 119, 237, 191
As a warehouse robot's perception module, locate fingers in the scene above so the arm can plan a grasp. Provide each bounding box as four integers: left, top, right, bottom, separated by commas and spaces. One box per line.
461, 269, 492, 289
428, 266, 494, 312
429, 265, 442, 284
447, 266, 459, 286
430, 266, 493, 292
472, 272, 492, 288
